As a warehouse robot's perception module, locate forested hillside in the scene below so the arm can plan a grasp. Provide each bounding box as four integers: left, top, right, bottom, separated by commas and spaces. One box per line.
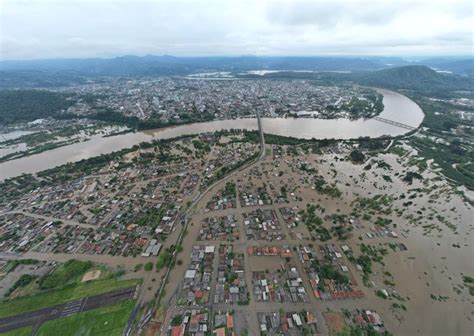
0, 90, 73, 124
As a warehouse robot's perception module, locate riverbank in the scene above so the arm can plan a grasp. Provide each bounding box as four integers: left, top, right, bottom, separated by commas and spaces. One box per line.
0, 89, 424, 181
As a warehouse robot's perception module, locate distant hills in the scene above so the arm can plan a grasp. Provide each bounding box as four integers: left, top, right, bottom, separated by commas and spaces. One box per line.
352, 65, 473, 93
0, 55, 393, 75
1, 55, 472, 76
0, 55, 472, 93
417, 58, 474, 76
247, 65, 473, 94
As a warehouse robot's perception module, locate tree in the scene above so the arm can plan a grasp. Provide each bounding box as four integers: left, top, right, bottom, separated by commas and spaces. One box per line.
349, 150, 365, 163
144, 262, 153, 271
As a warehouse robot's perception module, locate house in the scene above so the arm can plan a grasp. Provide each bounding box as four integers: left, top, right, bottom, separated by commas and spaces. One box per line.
226, 314, 234, 329
185, 270, 197, 279
171, 326, 183, 336
292, 313, 302, 327
214, 327, 226, 336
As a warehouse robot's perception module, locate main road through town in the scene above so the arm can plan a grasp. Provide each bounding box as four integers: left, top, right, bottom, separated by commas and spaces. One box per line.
130, 111, 266, 335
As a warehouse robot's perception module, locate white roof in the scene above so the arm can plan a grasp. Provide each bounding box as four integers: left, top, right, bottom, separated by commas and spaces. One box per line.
205, 246, 215, 253
185, 270, 197, 278
292, 313, 302, 326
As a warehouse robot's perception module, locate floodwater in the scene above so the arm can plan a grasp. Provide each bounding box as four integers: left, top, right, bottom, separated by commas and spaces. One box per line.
0, 89, 424, 180
0, 130, 34, 141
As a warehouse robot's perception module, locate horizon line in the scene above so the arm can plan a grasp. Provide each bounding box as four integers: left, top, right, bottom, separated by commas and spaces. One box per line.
1, 54, 473, 63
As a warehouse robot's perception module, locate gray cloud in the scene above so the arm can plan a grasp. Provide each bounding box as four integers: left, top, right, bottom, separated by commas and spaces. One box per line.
0, 0, 472, 60
265, 1, 405, 28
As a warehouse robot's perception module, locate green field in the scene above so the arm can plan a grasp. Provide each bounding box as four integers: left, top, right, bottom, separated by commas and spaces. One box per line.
36, 300, 135, 336
0, 327, 32, 336
0, 278, 140, 318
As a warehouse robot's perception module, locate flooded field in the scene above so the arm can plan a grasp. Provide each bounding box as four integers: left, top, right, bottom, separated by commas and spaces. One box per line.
1, 124, 470, 335
0, 130, 34, 141
154, 134, 472, 335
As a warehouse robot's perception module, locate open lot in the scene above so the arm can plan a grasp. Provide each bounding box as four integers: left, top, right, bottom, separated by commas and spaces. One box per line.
0, 277, 140, 318
36, 300, 135, 336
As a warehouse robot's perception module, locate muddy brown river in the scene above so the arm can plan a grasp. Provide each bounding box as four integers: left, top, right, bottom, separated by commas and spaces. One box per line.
0, 89, 423, 180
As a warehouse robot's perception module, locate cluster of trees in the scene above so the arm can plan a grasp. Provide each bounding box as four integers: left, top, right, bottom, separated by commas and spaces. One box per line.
299, 204, 332, 241
134, 207, 165, 229
4, 274, 38, 297
313, 175, 342, 198
192, 139, 211, 152
0, 90, 74, 124
349, 150, 365, 163
0, 89, 215, 130
224, 181, 237, 198
345, 91, 384, 119
241, 65, 473, 95
402, 171, 423, 184
0, 70, 87, 89
311, 259, 350, 288
355, 65, 473, 95
408, 96, 473, 190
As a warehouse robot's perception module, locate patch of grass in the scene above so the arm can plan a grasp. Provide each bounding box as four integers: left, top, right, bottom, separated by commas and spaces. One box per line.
0, 326, 32, 336
39, 259, 92, 289
0, 277, 140, 318
36, 300, 135, 336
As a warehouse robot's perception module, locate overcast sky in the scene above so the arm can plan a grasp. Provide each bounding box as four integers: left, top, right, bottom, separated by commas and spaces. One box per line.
1, 0, 473, 60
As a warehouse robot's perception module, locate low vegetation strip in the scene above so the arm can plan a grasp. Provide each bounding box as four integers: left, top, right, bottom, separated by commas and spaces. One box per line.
0, 326, 32, 336
0, 278, 140, 318
36, 300, 135, 336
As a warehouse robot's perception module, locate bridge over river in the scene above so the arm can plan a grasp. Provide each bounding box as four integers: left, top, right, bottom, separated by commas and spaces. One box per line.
373, 116, 417, 131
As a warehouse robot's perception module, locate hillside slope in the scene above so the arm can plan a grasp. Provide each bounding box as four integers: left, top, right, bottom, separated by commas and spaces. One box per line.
354, 65, 473, 93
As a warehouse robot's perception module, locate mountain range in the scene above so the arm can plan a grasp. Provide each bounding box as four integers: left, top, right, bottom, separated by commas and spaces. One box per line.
1, 55, 472, 76
0, 56, 472, 94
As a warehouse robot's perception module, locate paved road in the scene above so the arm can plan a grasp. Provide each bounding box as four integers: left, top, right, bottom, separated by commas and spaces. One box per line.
0, 286, 137, 334
154, 111, 266, 302
157, 111, 266, 298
